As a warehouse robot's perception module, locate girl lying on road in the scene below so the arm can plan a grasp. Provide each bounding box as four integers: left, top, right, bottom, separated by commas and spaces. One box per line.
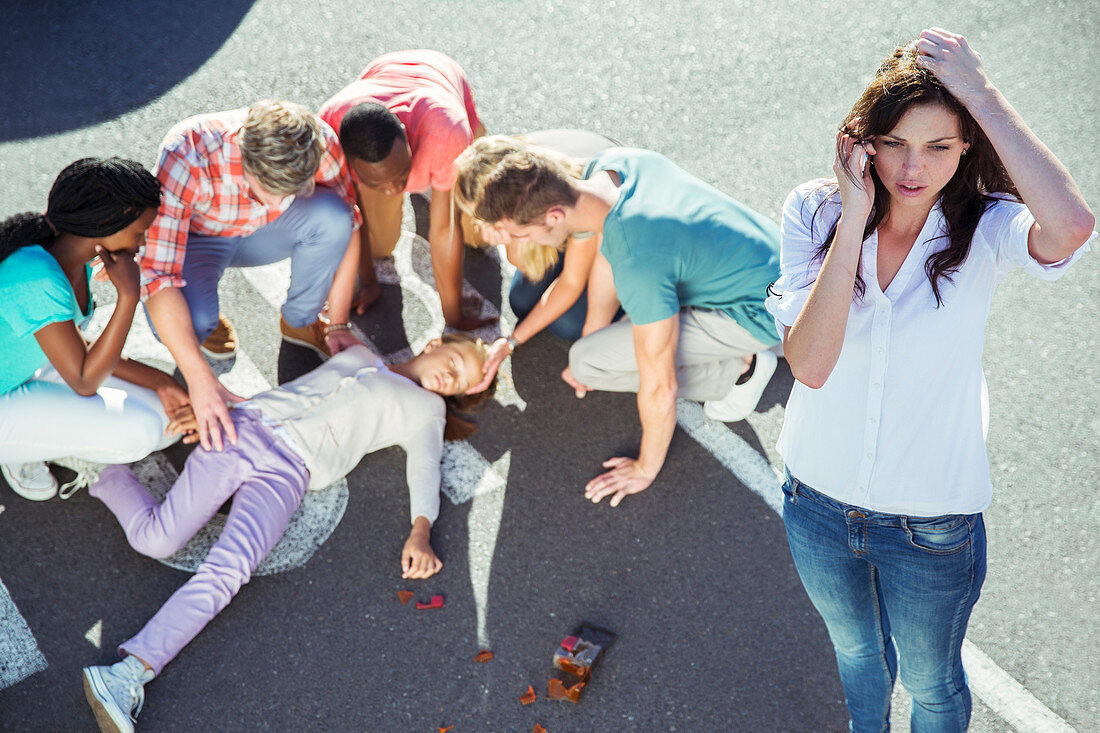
82, 335, 495, 733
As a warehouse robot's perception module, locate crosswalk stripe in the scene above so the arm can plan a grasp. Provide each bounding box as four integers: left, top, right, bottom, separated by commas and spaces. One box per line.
0, 578, 47, 688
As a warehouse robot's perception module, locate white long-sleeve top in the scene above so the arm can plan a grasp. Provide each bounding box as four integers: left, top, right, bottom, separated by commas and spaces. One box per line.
765, 180, 1091, 516
241, 345, 446, 524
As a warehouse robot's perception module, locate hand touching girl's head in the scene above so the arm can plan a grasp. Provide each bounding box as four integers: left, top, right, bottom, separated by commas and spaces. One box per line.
415, 333, 497, 441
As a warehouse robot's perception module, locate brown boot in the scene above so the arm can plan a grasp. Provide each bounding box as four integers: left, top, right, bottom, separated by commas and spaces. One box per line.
200, 314, 238, 361
280, 316, 331, 359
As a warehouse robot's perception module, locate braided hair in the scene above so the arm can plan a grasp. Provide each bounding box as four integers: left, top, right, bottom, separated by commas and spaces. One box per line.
0, 157, 162, 265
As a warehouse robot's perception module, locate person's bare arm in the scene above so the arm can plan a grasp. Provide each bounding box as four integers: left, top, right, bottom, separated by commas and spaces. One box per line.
145, 287, 242, 451
323, 229, 366, 354
584, 315, 679, 507
34, 246, 141, 396
429, 187, 495, 330
581, 243, 619, 336
916, 28, 1094, 264
467, 237, 598, 394
401, 516, 443, 579
782, 132, 871, 389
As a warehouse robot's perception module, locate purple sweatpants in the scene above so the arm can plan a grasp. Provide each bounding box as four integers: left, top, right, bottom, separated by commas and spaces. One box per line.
90, 409, 309, 675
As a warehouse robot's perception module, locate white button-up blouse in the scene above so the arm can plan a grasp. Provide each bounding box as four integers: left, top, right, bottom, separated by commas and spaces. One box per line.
766, 180, 1091, 516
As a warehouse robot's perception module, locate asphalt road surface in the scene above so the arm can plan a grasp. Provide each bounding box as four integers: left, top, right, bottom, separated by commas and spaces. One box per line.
1, 1, 1097, 731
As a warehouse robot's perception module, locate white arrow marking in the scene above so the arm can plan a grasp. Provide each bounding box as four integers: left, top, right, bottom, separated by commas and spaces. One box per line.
84, 619, 103, 649
464, 452, 511, 648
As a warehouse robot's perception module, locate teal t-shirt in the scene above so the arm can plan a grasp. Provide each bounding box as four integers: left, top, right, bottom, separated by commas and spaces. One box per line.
583, 148, 780, 345
0, 245, 91, 393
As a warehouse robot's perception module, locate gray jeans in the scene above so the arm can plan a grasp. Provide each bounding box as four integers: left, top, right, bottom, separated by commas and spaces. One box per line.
567, 308, 770, 402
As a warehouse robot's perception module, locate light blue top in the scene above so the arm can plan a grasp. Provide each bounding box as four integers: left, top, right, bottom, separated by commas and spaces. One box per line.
583, 148, 780, 344
0, 245, 91, 393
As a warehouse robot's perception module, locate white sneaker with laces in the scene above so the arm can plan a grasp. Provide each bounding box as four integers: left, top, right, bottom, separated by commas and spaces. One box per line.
83, 656, 154, 733
703, 350, 779, 423
1, 461, 58, 501
52, 456, 108, 500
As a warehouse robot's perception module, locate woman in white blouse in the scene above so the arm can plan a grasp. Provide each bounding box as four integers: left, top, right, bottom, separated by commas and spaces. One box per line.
766, 28, 1093, 732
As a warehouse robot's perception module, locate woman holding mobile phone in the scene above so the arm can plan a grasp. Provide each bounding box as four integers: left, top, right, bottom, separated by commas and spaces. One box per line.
767, 29, 1093, 731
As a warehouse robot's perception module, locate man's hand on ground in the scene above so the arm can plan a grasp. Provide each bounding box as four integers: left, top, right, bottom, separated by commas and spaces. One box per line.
584, 456, 655, 507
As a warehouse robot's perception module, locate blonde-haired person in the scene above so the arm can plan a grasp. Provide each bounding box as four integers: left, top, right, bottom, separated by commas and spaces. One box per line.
454, 130, 624, 391
461, 138, 781, 507
141, 100, 364, 454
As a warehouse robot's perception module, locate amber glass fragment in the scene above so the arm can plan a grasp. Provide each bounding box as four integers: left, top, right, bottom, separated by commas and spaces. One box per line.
519, 685, 537, 705
547, 678, 584, 702
473, 649, 494, 663
533, 725, 547, 733
438, 727, 454, 733
397, 590, 414, 605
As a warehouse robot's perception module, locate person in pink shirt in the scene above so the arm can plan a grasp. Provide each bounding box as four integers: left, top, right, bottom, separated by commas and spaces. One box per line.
319, 50, 493, 330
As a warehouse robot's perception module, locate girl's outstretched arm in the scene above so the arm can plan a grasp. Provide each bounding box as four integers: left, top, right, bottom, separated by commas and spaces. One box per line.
402, 516, 443, 579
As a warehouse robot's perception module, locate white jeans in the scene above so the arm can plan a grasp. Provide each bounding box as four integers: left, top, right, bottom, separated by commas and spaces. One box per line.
0, 365, 171, 464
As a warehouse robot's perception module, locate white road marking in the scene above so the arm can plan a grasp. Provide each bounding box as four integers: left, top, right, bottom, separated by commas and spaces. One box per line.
462, 452, 511, 648
675, 401, 783, 513
84, 619, 102, 649
0, 578, 47, 688
962, 640, 1077, 732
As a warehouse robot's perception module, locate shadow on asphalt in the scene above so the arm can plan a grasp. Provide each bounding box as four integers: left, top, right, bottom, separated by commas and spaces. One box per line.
0, 0, 256, 142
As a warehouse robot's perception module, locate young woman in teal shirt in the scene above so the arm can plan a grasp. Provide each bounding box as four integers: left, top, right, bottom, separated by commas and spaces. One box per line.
0, 158, 194, 501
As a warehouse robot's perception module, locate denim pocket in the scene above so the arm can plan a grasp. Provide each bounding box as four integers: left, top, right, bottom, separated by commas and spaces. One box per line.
903, 514, 972, 555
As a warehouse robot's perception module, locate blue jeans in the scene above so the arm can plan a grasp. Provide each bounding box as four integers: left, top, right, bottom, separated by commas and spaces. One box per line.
508, 260, 589, 341
781, 471, 986, 733
179, 187, 353, 339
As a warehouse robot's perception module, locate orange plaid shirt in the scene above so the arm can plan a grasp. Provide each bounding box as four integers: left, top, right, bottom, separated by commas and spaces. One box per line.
140, 109, 359, 298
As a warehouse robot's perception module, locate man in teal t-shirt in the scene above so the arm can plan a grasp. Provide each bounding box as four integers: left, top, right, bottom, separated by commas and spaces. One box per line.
465, 141, 780, 507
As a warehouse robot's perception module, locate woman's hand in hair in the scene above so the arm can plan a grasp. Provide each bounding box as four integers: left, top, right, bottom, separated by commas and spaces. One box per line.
95, 245, 141, 303
915, 28, 990, 108
833, 127, 875, 221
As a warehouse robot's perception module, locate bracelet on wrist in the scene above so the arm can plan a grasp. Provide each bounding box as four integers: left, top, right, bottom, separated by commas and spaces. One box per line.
323, 322, 351, 335
506, 336, 520, 352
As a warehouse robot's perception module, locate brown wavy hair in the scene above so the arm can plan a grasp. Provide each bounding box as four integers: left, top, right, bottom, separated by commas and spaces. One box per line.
439, 333, 497, 441
813, 38, 1018, 305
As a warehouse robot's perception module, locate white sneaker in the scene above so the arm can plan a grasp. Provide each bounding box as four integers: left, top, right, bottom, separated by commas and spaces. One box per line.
83, 656, 154, 733
1, 462, 58, 501
703, 350, 778, 422
52, 457, 108, 500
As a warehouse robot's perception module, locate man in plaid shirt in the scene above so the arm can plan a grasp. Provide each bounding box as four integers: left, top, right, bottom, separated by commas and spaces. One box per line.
142, 99, 361, 452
